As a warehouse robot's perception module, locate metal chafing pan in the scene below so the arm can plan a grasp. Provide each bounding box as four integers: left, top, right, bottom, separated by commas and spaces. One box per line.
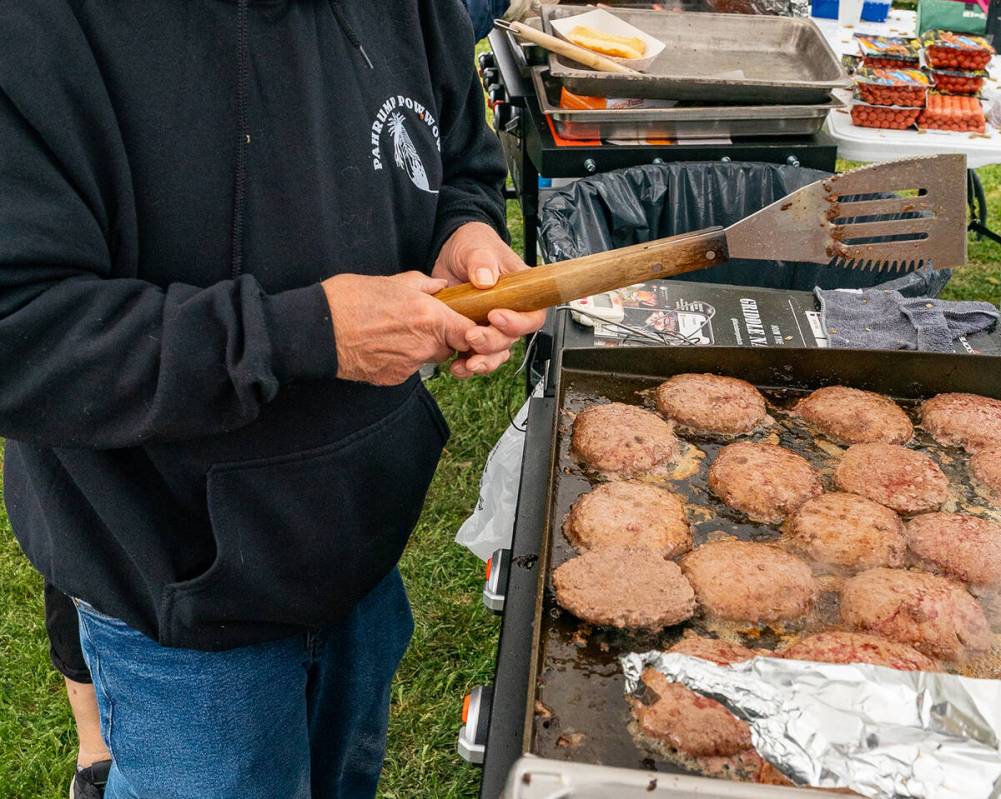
542, 6, 851, 104
530, 68, 841, 140
524, 345, 1001, 793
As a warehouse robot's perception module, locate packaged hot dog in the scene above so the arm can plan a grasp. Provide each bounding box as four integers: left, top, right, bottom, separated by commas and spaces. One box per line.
930, 68, 989, 96
855, 34, 921, 69
850, 98, 922, 130
917, 92, 986, 133
854, 68, 929, 107
922, 31, 995, 72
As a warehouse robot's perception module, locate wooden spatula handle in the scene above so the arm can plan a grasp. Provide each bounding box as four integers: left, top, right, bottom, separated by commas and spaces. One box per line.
505, 21, 640, 75
437, 227, 729, 324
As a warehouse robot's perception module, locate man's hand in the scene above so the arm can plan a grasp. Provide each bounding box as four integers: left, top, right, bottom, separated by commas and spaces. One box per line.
432, 221, 546, 379
322, 271, 476, 386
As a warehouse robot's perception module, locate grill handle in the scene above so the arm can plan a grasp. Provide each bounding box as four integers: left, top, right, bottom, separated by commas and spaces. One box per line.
437, 226, 729, 325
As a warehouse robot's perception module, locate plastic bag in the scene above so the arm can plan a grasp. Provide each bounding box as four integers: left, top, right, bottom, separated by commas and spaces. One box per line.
986, 94, 1001, 129
455, 385, 542, 561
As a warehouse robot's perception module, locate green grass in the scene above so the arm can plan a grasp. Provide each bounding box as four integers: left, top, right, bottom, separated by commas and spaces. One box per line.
944, 164, 1001, 307
2, 156, 1001, 799
0, 443, 78, 798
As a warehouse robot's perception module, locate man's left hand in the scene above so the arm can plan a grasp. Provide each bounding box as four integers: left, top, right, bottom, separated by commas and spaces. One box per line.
432, 221, 546, 379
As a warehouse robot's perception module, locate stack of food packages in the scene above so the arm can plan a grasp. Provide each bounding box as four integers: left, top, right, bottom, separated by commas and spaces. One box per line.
851, 32, 994, 133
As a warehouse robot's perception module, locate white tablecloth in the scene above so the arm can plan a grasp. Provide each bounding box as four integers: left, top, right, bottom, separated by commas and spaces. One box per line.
815, 10, 1001, 167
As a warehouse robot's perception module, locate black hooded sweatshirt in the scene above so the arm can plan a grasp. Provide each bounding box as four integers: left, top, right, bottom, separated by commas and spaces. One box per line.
0, 0, 506, 650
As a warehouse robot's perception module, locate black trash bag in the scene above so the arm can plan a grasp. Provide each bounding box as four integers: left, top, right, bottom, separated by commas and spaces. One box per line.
539, 162, 901, 292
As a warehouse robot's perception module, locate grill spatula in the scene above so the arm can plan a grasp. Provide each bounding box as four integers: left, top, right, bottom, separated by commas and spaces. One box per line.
438, 154, 967, 324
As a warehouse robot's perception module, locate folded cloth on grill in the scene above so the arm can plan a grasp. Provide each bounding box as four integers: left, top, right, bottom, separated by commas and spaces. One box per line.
816, 269, 999, 352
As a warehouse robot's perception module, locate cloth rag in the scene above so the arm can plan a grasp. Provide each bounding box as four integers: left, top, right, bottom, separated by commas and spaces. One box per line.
816, 269, 999, 352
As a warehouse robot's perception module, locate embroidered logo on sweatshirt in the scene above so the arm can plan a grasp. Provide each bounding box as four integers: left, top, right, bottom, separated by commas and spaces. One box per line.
370, 95, 441, 194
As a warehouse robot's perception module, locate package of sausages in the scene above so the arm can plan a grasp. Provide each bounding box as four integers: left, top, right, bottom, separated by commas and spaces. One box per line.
854, 68, 929, 107
922, 31, 995, 72
930, 68, 988, 95
917, 92, 987, 133
850, 99, 922, 130
855, 34, 921, 69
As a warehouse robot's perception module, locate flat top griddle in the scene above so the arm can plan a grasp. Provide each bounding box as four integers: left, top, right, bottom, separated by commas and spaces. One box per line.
526, 346, 1001, 786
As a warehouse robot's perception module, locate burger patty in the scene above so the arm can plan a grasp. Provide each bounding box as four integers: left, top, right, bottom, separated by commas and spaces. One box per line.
921, 392, 1001, 453
835, 443, 948, 515
654, 373, 767, 435
669, 634, 763, 665
632, 668, 752, 758
784, 492, 906, 572
905, 512, 1001, 588
795, 386, 913, 445
780, 631, 938, 671
840, 568, 992, 662
632, 636, 760, 758
681, 540, 819, 623
564, 482, 692, 557
708, 442, 823, 523
572, 403, 679, 478
971, 446, 1001, 504
552, 548, 696, 630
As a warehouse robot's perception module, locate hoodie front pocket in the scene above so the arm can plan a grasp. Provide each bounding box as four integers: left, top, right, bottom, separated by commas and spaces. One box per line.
160, 385, 448, 650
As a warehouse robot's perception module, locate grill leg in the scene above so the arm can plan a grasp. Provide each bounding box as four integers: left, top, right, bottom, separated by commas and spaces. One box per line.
967, 168, 1001, 246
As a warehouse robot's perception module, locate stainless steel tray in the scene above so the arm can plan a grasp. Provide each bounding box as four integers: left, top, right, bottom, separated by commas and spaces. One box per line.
542, 6, 851, 104
531, 68, 841, 140
505, 758, 835, 798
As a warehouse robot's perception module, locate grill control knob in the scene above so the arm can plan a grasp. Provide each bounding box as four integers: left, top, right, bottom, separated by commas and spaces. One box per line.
482, 548, 510, 614
488, 85, 507, 107
481, 68, 500, 90
457, 685, 493, 765
493, 102, 516, 132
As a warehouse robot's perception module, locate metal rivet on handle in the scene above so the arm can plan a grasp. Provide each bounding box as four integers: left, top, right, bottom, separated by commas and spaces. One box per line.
583, 158, 597, 174
706, 251, 717, 261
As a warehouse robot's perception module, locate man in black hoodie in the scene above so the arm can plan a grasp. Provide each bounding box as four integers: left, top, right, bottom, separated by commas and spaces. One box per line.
0, 1, 543, 797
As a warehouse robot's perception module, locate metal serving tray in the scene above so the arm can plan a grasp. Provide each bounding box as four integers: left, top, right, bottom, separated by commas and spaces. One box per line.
525, 346, 1001, 793
542, 6, 851, 104
530, 68, 841, 140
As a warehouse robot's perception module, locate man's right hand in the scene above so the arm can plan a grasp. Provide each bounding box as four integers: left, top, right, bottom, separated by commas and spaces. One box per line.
322, 271, 477, 386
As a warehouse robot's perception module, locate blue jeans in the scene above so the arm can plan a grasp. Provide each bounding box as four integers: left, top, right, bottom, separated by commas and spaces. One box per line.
75, 570, 413, 799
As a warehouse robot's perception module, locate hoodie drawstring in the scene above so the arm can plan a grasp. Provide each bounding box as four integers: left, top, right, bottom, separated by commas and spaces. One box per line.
230, 0, 251, 279
328, 2, 374, 70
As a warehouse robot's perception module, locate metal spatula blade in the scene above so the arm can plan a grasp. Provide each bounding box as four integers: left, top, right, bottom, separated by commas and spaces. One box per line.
726, 153, 967, 271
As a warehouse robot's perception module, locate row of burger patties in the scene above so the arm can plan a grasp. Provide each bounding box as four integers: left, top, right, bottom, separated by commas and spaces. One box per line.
850, 31, 994, 132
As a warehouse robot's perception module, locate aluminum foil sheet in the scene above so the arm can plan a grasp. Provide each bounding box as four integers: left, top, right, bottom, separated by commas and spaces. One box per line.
622, 652, 1001, 799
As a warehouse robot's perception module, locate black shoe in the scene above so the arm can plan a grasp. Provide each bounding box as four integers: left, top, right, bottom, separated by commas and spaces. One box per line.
70, 760, 111, 799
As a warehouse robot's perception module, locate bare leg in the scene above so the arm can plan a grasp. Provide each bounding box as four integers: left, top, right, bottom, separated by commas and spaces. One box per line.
65, 678, 112, 768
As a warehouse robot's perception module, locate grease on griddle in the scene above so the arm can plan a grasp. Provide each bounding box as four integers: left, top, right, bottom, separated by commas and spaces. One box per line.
535, 374, 1001, 780
513, 553, 538, 569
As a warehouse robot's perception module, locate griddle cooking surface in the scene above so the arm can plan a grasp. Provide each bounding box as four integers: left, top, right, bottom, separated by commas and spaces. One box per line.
532, 368, 1000, 777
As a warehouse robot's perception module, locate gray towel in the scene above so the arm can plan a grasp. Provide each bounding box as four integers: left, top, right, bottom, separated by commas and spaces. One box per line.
816, 269, 999, 352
